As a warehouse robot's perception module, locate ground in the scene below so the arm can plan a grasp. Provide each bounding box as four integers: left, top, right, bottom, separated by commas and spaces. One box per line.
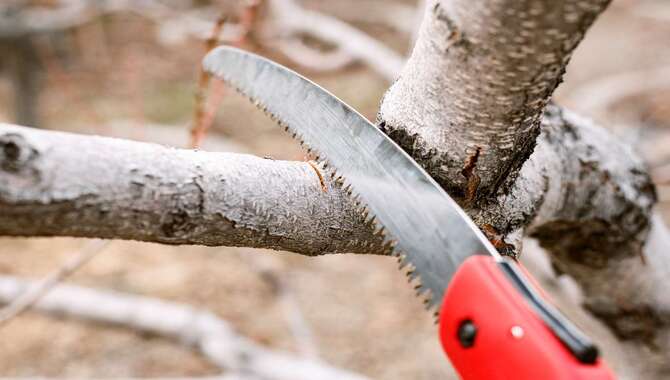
0, 1, 669, 378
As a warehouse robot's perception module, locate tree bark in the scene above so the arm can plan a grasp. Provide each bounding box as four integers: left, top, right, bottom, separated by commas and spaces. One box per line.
0, 124, 383, 256
377, 0, 666, 377
0, 125, 382, 255
1, 0, 669, 377
379, 0, 611, 201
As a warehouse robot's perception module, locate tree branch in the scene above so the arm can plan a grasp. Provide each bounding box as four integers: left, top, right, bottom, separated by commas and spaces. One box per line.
0, 239, 108, 326
0, 275, 369, 380
2, 0, 668, 376
375, 0, 666, 376
379, 0, 611, 200
0, 124, 384, 256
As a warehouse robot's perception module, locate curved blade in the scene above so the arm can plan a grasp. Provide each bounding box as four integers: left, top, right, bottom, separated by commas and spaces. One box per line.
203, 46, 500, 310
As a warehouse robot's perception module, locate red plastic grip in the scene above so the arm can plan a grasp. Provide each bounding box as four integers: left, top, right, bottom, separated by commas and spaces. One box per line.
439, 256, 614, 380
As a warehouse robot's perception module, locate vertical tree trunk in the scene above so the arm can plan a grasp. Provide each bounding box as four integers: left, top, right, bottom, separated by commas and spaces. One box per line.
379, 0, 610, 202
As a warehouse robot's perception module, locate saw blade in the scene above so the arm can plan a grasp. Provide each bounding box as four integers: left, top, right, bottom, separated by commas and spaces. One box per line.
203, 46, 500, 310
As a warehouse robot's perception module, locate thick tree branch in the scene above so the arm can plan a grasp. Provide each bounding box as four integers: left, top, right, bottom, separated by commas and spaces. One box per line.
1, 0, 669, 377
379, 0, 610, 200
0, 124, 384, 256
375, 0, 665, 376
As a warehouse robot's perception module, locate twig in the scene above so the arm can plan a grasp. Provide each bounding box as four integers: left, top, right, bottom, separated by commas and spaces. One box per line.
237, 0, 264, 47
199, 78, 228, 141
0, 239, 109, 327
0, 275, 369, 380
190, 14, 227, 149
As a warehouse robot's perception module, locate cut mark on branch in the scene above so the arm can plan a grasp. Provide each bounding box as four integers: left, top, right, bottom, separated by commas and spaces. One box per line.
307, 161, 328, 192
461, 146, 482, 205
482, 224, 516, 258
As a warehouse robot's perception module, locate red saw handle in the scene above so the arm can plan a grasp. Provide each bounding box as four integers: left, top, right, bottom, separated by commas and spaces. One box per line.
438, 256, 615, 380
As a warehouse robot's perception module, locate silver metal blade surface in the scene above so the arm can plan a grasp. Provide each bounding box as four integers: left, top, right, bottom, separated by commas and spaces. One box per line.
203, 46, 500, 309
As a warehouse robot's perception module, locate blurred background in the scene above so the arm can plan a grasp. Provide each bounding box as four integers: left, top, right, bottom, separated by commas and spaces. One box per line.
0, 0, 669, 378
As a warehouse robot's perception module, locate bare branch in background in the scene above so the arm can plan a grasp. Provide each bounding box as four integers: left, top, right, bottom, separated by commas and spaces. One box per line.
265, 0, 404, 81
0, 0, 405, 130
0, 0, 90, 38
274, 38, 356, 72
0, 275, 369, 380
306, 0, 418, 35
2, 0, 670, 378
0, 239, 109, 327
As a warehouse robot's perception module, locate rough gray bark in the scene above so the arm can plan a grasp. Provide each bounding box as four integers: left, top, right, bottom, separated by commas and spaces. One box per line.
379, 0, 610, 201
0, 124, 383, 255
1, 0, 669, 377
376, 0, 667, 377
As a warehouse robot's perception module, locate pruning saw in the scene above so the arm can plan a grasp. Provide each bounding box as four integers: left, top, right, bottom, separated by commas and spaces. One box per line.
203, 46, 615, 379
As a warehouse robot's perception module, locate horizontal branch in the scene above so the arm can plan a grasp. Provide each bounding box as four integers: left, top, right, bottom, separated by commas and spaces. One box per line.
0, 109, 666, 374
0, 275, 368, 380
0, 124, 384, 255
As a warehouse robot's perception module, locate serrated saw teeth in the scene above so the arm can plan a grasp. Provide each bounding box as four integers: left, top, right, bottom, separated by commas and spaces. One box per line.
398, 257, 409, 270
205, 51, 439, 311
406, 271, 416, 282
382, 240, 397, 252
407, 269, 420, 282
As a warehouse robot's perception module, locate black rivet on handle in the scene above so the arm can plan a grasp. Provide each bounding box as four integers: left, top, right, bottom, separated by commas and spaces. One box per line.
457, 320, 477, 348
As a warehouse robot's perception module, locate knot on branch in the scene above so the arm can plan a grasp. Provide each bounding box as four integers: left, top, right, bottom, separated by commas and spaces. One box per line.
1, 132, 38, 173
432, 2, 467, 50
